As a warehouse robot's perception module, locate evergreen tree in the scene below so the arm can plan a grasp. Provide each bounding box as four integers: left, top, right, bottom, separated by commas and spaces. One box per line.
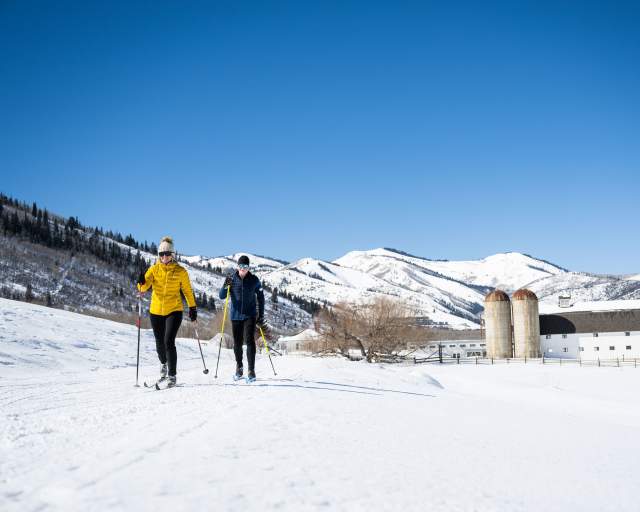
25, 283, 34, 302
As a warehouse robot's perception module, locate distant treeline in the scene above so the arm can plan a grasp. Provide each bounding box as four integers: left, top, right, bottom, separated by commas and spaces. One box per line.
0, 193, 150, 279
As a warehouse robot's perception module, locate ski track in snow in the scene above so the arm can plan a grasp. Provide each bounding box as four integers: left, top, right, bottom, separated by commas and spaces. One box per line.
1, 298, 640, 511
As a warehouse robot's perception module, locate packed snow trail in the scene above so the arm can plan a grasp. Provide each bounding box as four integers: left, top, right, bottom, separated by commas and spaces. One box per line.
1, 299, 640, 511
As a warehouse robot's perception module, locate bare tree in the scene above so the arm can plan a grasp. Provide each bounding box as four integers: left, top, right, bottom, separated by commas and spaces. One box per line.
315, 297, 414, 362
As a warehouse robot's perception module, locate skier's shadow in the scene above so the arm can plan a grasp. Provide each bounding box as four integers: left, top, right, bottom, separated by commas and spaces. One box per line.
199, 378, 436, 398
227, 382, 381, 396
182, 381, 378, 395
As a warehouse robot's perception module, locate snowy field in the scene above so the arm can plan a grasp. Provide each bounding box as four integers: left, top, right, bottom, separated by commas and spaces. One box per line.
1, 298, 639, 512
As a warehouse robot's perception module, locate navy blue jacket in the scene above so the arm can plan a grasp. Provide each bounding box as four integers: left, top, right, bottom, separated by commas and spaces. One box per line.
219, 271, 265, 321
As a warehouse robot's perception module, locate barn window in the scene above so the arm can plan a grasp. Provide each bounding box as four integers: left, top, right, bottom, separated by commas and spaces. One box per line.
563, 348, 568, 353
579, 347, 584, 352
609, 346, 615, 351
562, 334, 567, 339
594, 346, 600, 351
593, 333, 599, 337
545, 335, 551, 339
626, 345, 632, 350
625, 332, 631, 336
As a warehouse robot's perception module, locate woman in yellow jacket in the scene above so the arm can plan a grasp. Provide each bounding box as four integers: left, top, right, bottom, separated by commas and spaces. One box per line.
137, 236, 197, 387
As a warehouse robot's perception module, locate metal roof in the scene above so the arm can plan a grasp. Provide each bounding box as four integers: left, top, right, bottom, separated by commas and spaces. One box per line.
485, 290, 510, 302
540, 309, 640, 335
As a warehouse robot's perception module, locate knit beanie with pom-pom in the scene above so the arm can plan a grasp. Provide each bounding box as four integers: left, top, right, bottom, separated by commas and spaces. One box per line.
158, 236, 175, 255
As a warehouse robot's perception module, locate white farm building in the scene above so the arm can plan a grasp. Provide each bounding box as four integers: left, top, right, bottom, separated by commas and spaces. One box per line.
539, 299, 640, 360
275, 329, 322, 353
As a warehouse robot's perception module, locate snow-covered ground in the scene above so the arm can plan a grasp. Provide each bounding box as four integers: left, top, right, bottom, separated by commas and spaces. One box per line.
2, 298, 639, 512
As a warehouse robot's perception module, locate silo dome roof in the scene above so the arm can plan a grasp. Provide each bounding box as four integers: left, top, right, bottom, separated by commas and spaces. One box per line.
485, 290, 510, 302
512, 288, 538, 301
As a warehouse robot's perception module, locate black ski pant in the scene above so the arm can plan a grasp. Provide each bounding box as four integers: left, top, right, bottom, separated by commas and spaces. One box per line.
232, 317, 257, 371
150, 311, 182, 376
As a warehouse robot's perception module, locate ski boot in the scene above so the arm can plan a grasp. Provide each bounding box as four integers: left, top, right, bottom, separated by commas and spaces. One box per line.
233, 365, 244, 381
167, 375, 177, 388
246, 369, 256, 383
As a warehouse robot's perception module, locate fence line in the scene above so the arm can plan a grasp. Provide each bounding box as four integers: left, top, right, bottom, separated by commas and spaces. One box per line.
413, 355, 639, 368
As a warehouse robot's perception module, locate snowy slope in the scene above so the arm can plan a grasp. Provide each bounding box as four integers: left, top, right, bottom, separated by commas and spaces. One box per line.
2, 298, 640, 512
261, 256, 483, 329
181, 253, 286, 274
183, 248, 639, 329
256, 250, 571, 329
335, 249, 565, 292
527, 272, 640, 305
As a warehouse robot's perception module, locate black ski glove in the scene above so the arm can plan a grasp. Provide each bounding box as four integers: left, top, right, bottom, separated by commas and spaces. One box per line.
137, 269, 147, 285
256, 316, 266, 329
189, 307, 197, 322
224, 275, 233, 288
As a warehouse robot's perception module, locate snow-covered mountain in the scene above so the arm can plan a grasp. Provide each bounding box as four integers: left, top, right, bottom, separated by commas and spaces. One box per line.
180, 253, 286, 274
190, 248, 639, 330
527, 272, 640, 303
334, 249, 566, 292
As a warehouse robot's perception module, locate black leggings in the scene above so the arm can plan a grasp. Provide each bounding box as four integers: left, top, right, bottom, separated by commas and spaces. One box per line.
232, 317, 257, 371
150, 311, 182, 376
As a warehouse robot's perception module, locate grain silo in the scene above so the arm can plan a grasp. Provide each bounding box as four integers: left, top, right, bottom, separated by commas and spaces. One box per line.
484, 290, 512, 358
512, 288, 540, 358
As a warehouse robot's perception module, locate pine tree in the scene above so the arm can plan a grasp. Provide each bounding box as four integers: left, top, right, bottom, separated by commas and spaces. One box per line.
25, 283, 34, 302
271, 287, 278, 304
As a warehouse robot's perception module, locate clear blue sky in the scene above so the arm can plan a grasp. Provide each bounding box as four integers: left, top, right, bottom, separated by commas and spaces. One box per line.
1, 1, 639, 274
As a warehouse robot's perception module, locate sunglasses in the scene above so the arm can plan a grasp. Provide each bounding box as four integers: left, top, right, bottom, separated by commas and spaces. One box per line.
238, 264, 250, 270
159, 251, 173, 257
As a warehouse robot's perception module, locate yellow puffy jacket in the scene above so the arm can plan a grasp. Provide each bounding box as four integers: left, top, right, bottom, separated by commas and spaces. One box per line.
137, 261, 196, 316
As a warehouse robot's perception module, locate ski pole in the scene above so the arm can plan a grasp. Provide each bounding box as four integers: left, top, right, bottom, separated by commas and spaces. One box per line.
135, 291, 142, 387
214, 285, 231, 378
259, 325, 277, 376
193, 322, 209, 374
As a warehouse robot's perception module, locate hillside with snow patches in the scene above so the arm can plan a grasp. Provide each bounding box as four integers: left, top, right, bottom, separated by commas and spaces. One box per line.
0, 204, 311, 335
2, 298, 639, 512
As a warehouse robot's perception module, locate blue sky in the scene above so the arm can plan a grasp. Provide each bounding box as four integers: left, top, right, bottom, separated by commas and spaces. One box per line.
1, 1, 639, 274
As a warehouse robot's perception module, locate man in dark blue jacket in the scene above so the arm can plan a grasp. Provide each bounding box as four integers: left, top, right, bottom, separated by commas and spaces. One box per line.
219, 255, 265, 381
